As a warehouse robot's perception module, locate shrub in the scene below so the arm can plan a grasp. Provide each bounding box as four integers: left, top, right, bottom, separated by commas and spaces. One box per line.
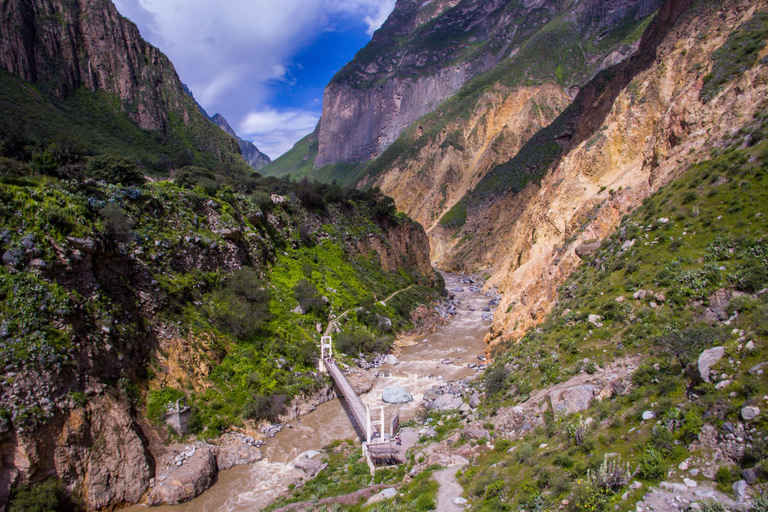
515, 443, 536, 464
415, 493, 436, 511
175, 166, 221, 194
244, 394, 287, 423
293, 279, 326, 315
484, 365, 509, 396
99, 202, 134, 236
9, 480, 77, 512
207, 269, 271, 340
638, 448, 666, 481
86, 155, 144, 186
738, 259, 768, 293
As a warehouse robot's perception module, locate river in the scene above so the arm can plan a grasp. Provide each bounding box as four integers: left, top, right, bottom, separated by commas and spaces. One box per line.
127, 272, 494, 511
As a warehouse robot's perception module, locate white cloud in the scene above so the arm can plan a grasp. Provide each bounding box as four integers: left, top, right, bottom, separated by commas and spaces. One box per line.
112, 0, 396, 157
241, 110, 320, 135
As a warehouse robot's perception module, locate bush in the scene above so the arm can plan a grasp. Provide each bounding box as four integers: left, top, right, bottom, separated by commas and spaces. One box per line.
244, 394, 287, 423
293, 279, 326, 315
175, 166, 221, 194
9, 480, 78, 512
484, 365, 509, 396
86, 155, 144, 186
208, 268, 271, 339
414, 493, 436, 511
99, 202, 134, 236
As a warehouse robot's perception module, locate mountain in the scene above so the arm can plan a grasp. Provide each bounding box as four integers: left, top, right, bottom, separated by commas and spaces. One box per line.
264, 0, 768, 348
0, 0, 439, 509
0, 0, 250, 172
210, 113, 272, 170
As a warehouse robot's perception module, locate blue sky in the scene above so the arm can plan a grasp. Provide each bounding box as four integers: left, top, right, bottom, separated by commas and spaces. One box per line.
113, 0, 396, 159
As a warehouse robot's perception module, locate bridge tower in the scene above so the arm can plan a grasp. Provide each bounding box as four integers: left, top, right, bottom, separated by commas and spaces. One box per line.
319, 336, 332, 373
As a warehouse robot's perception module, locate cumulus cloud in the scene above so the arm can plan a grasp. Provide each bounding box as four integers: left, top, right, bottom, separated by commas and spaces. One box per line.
240, 109, 320, 159
113, 0, 395, 157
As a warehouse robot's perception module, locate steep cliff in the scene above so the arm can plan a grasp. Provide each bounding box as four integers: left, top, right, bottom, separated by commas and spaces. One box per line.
0, 0, 247, 169
210, 113, 272, 170
444, 0, 768, 348
315, 0, 663, 168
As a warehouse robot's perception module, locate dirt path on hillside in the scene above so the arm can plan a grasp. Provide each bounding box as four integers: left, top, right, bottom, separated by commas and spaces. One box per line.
433, 456, 468, 511
323, 285, 415, 336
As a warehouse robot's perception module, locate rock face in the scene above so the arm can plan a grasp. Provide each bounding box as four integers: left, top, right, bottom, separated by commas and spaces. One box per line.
211, 113, 271, 170
317, 0, 662, 168
147, 446, 217, 506
0, 0, 244, 164
1, 394, 153, 511
452, 0, 768, 347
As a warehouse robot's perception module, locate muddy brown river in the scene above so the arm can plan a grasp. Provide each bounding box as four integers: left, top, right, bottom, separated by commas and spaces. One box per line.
127, 273, 493, 511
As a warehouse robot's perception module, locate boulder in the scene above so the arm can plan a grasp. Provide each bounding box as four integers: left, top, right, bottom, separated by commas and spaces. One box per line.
215, 436, 263, 471
621, 239, 636, 251
588, 314, 603, 327
741, 406, 760, 421
749, 362, 768, 375
384, 354, 399, 365
743, 468, 759, 485
462, 426, 489, 440
642, 411, 656, 421
348, 371, 373, 395
429, 394, 459, 411
469, 393, 481, 408
423, 388, 443, 401
294, 457, 326, 477
655, 292, 666, 303
633, 290, 647, 300
697, 347, 725, 383
684, 478, 697, 487
733, 480, 747, 503
575, 239, 602, 258
549, 385, 598, 414
453, 497, 468, 505
147, 446, 218, 506
382, 387, 413, 404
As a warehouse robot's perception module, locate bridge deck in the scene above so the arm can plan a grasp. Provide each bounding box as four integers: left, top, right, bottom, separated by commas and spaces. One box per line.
324, 358, 376, 440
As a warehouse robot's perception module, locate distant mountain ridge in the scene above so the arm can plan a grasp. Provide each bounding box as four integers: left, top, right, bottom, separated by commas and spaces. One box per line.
210, 113, 271, 170
0, 0, 250, 171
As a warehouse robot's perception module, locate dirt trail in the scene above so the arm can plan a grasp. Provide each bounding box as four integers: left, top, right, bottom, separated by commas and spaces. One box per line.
433, 457, 468, 511
324, 285, 415, 336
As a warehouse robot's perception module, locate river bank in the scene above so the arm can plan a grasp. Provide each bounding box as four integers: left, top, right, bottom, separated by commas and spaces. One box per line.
125, 272, 495, 511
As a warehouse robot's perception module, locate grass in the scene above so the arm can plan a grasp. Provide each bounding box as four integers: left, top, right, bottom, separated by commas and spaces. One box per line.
701, 10, 768, 103
0, 162, 443, 439
456, 107, 768, 511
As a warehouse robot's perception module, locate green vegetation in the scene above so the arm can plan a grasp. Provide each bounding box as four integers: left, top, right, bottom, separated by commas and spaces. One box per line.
0, 69, 250, 176
701, 11, 768, 103
8, 479, 79, 512
455, 107, 768, 511
0, 127, 441, 439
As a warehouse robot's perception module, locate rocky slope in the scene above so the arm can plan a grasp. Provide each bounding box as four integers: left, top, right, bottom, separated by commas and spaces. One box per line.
0, 0, 247, 168
314, 0, 663, 168
448, 0, 768, 348
0, 174, 437, 510
211, 113, 272, 170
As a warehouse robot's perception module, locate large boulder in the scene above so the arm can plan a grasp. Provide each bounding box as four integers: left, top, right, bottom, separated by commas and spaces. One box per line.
147, 446, 218, 506
575, 239, 601, 258
382, 387, 413, 404
215, 435, 263, 471
384, 354, 399, 365
428, 394, 459, 411
548, 385, 598, 414
698, 347, 725, 383
741, 406, 760, 421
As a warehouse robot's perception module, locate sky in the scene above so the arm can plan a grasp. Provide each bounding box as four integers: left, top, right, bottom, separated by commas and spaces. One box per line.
112, 0, 396, 160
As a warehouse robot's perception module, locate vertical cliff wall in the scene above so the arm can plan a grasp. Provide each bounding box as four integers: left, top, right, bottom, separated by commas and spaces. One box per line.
0, 0, 245, 165
315, 0, 663, 169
